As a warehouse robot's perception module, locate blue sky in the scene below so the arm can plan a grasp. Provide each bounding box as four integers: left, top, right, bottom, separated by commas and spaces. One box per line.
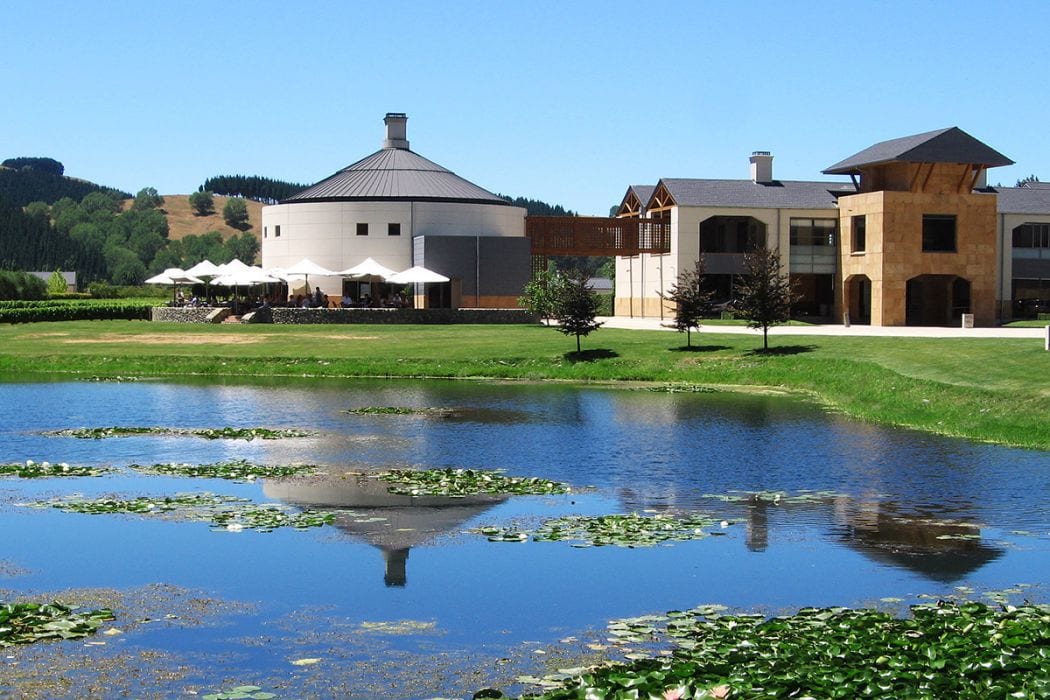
6, 1, 1049, 214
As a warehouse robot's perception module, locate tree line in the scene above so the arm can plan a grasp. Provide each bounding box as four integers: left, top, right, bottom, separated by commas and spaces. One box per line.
0, 165, 131, 208
0, 189, 257, 287
200, 175, 309, 204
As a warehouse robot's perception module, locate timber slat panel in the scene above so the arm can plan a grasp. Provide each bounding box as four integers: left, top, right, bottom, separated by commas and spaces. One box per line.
525, 216, 671, 256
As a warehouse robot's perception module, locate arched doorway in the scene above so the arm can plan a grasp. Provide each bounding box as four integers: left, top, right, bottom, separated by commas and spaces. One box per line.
905, 275, 970, 326
845, 275, 871, 324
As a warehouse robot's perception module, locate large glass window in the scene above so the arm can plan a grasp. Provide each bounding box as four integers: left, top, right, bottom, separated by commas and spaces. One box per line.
1013, 223, 1050, 248
851, 215, 866, 253
699, 216, 765, 253
789, 218, 837, 246
922, 215, 956, 252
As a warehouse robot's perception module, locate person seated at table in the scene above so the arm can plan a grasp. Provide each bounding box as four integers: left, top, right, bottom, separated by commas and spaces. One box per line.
341, 294, 353, 308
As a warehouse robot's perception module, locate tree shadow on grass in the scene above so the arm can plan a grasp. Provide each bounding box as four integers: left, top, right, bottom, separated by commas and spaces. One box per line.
669, 344, 731, 353
745, 345, 816, 356
564, 349, 619, 363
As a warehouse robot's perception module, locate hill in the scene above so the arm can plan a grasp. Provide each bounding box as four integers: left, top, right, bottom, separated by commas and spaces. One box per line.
124, 194, 264, 242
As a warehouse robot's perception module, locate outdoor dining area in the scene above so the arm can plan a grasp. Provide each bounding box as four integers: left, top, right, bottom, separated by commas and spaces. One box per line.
146, 257, 452, 317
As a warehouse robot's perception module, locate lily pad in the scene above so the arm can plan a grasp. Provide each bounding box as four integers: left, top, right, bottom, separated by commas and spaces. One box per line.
0, 460, 109, 478
473, 512, 721, 548
128, 459, 320, 481
45, 426, 315, 440
370, 468, 570, 498
0, 601, 114, 647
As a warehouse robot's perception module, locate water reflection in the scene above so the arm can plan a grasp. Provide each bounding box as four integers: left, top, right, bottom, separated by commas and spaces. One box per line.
263, 474, 504, 586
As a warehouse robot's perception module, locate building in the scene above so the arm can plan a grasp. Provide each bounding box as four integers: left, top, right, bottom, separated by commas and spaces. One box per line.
613, 127, 1050, 325
261, 114, 530, 307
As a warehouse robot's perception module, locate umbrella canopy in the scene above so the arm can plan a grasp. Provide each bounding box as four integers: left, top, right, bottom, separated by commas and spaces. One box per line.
387, 266, 450, 284
284, 258, 337, 277
144, 268, 204, 285
218, 258, 254, 275
212, 268, 281, 286
184, 260, 223, 277
339, 257, 398, 279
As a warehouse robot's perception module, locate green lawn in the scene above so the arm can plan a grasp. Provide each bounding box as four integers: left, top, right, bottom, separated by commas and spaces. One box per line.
0, 320, 1047, 450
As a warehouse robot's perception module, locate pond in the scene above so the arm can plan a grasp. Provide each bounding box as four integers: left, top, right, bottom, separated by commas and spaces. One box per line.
0, 377, 1047, 698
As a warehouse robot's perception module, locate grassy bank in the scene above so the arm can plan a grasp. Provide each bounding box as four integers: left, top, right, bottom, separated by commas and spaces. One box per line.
0, 320, 1046, 450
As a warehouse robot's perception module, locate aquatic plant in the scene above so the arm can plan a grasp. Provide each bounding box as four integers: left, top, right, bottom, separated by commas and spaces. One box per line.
0, 601, 114, 647
31, 493, 334, 533
46, 426, 315, 440
129, 459, 320, 481
370, 468, 570, 497
474, 512, 724, 548
0, 459, 108, 478
502, 601, 1050, 699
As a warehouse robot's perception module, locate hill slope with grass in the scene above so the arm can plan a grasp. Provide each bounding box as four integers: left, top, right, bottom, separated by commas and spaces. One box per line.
124, 195, 264, 242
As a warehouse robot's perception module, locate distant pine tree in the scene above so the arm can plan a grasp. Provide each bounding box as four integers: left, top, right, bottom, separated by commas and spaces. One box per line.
201, 175, 310, 204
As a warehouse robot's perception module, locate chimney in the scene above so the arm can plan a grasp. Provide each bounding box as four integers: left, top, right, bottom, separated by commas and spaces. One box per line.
750, 151, 773, 183
383, 113, 409, 150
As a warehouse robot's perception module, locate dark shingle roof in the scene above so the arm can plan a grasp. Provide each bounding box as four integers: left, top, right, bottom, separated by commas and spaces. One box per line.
823, 127, 1014, 175
657, 178, 855, 210
987, 186, 1050, 215
629, 185, 655, 203
285, 148, 510, 205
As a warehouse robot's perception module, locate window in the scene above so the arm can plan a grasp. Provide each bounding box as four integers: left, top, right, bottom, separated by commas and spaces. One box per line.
1013, 223, 1050, 248
699, 216, 765, 253
274, 225, 281, 238
851, 215, 866, 253
789, 218, 837, 246
388, 223, 401, 236
357, 223, 368, 236
263, 226, 267, 239
922, 214, 956, 252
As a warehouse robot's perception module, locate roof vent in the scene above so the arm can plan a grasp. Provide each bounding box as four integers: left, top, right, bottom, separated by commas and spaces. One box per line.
383, 113, 409, 150
750, 151, 773, 183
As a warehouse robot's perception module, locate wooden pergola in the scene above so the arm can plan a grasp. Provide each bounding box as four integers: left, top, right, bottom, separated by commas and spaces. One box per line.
525, 216, 671, 273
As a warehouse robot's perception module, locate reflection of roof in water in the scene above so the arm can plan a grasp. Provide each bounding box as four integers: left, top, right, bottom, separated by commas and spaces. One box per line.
264, 474, 505, 586
839, 516, 1003, 583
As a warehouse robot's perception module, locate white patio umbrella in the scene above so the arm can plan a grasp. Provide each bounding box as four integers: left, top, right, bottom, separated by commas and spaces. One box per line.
387, 266, 450, 284
338, 257, 398, 279
184, 260, 223, 277
144, 268, 204, 305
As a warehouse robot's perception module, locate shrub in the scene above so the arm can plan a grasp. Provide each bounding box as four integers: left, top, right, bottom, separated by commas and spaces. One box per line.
0, 271, 47, 301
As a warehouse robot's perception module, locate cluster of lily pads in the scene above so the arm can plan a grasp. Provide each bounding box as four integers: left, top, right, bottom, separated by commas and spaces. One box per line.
369, 468, 570, 498
496, 601, 1050, 699
29, 493, 335, 533
474, 512, 725, 548
0, 601, 114, 647
344, 406, 430, 416
201, 686, 277, 700
129, 459, 320, 482
0, 460, 109, 478
701, 489, 846, 505
646, 384, 718, 394
46, 426, 315, 440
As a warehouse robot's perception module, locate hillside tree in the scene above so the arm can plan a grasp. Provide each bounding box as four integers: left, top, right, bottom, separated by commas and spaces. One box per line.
189, 190, 215, 216
132, 187, 164, 210
733, 247, 798, 351
660, 258, 715, 347
223, 197, 249, 229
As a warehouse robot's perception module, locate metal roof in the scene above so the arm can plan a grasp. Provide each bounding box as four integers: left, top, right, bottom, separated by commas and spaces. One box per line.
657, 178, 855, 210
823, 127, 1014, 175
285, 147, 511, 205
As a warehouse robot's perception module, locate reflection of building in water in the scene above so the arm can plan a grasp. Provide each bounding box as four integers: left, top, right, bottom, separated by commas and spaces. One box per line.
617, 486, 1002, 582
832, 498, 1003, 583
264, 475, 504, 586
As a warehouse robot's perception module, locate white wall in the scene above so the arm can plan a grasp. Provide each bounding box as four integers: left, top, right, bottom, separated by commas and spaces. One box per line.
261, 200, 525, 297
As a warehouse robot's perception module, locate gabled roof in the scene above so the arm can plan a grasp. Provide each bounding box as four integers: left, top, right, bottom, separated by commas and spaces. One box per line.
616, 184, 655, 215
823, 127, 1014, 175
654, 178, 855, 210
285, 148, 511, 205
987, 185, 1050, 215
627, 184, 654, 204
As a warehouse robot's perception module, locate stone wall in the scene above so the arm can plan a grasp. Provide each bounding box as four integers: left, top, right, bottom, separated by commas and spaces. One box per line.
151, 306, 538, 325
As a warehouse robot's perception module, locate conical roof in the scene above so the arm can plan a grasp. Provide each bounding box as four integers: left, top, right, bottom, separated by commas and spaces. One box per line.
285, 144, 511, 206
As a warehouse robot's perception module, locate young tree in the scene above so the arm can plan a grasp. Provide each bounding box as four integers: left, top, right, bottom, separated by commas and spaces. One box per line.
222, 197, 249, 229
553, 271, 603, 353
660, 258, 715, 347
518, 265, 565, 325
733, 247, 798, 351
46, 270, 68, 295
189, 190, 215, 216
